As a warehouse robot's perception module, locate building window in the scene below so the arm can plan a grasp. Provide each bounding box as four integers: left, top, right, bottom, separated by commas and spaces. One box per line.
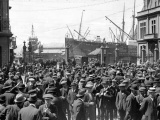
140, 22, 146, 39
151, 20, 156, 34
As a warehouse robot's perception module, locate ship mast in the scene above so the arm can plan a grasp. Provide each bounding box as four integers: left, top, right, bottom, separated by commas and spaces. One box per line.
31, 24, 35, 38
121, 3, 125, 42
78, 10, 85, 41
132, 0, 136, 40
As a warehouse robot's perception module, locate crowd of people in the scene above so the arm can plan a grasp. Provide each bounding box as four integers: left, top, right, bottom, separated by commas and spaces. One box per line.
0, 61, 160, 120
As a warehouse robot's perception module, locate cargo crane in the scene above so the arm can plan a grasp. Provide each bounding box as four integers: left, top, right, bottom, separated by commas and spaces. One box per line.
109, 27, 120, 43
78, 10, 85, 41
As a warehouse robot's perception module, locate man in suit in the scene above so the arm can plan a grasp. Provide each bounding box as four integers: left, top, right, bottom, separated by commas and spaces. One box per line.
140, 87, 157, 120
39, 94, 58, 120
136, 87, 147, 120
84, 81, 96, 120
1, 82, 15, 105
18, 94, 40, 120
99, 77, 113, 120
116, 83, 128, 120
23, 89, 43, 109
60, 80, 70, 120
47, 87, 67, 120
67, 82, 78, 120
124, 84, 139, 120
109, 79, 119, 119
0, 93, 26, 120
72, 88, 86, 120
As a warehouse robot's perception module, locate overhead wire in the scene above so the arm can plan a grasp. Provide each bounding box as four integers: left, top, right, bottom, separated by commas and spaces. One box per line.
10, 0, 119, 12
35, 4, 143, 33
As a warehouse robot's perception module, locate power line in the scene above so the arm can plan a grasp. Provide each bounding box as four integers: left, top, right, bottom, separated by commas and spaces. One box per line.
11, 0, 119, 12
35, 4, 143, 33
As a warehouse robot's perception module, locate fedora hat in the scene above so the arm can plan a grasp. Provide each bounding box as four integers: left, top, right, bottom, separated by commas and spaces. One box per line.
28, 89, 37, 95
139, 87, 146, 92
28, 94, 37, 102
43, 94, 53, 100
130, 84, 138, 91
14, 94, 26, 103
76, 89, 86, 98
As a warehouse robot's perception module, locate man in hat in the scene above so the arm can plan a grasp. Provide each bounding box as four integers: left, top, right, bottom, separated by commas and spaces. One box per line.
18, 94, 39, 120
47, 87, 67, 120
0, 95, 5, 113
99, 77, 113, 120
116, 83, 129, 120
18, 83, 28, 98
0, 93, 26, 120
84, 81, 96, 120
92, 76, 103, 120
0, 76, 4, 94
136, 87, 147, 120
140, 87, 157, 120
1, 82, 15, 105
67, 82, 78, 120
72, 88, 86, 120
23, 89, 43, 109
124, 84, 139, 120
109, 79, 119, 119
25, 77, 37, 92
60, 80, 70, 120
39, 94, 58, 120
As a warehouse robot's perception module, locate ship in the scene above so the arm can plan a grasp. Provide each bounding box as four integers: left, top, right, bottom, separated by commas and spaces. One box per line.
65, 37, 137, 64
65, 2, 137, 64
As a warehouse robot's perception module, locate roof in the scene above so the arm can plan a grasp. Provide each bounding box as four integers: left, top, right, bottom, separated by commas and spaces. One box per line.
35, 49, 64, 54
88, 48, 101, 55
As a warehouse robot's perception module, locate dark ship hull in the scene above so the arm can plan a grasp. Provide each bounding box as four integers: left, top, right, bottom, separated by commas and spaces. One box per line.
65, 38, 137, 63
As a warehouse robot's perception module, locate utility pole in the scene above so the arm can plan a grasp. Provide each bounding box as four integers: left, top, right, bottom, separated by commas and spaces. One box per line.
78, 10, 85, 41
132, 0, 136, 40
121, 3, 125, 43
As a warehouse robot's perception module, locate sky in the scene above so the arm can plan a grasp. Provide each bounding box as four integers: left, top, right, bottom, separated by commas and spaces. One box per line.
9, 0, 144, 53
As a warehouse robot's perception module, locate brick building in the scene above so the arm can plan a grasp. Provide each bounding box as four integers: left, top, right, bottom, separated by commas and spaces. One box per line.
0, 0, 13, 67
137, 0, 160, 63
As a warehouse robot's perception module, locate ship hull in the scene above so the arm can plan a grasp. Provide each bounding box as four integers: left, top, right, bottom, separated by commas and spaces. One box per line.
65, 38, 137, 64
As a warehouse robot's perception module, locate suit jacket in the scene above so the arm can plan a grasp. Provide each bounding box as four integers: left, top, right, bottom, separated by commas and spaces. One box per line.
125, 93, 140, 120
1, 92, 15, 105
116, 91, 128, 111
72, 98, 86, 120
52, 96, 67, 120
67, 88, 78, 110
136, 94, 144, 105
0, 104, 20, 120
18, 105, 39, 120
39, 104, 58, 120
156, 95, 160, 119
140, 96, 157, 120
